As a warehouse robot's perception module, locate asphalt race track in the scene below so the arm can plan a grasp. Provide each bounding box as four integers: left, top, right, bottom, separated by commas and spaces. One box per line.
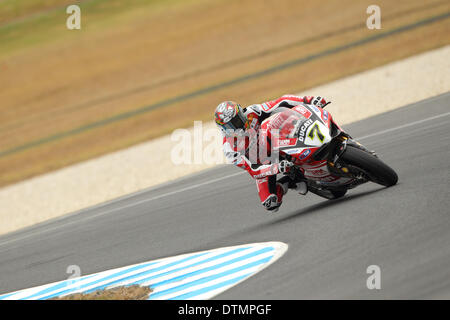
0, 92, 449, 299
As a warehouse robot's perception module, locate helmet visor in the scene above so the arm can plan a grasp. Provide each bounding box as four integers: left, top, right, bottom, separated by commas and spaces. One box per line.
223, 111, 246, 131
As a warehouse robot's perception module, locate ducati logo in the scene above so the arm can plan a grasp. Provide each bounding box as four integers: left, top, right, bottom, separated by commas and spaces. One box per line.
298, 119, 313, 142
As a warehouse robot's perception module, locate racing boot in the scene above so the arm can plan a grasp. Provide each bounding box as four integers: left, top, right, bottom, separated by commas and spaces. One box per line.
278, 174, 308, 195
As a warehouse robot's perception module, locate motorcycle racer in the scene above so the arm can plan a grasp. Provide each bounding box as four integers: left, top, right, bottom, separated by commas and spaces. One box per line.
214, 95, 330, 212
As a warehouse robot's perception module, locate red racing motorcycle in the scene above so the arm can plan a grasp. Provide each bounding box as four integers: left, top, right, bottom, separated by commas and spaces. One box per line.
260, 104, 398, 199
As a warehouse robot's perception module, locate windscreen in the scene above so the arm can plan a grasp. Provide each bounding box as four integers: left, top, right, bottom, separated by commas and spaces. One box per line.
266, 108, 308, 140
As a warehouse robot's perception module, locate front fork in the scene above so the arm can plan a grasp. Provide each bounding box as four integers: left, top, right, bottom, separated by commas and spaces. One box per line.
326, 134, 377, 178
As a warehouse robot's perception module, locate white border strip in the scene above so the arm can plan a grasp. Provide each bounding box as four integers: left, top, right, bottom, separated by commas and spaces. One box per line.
0, 242, 288, 300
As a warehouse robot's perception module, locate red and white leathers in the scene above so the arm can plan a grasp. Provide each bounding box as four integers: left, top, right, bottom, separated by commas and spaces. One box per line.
220, 94, 329, 211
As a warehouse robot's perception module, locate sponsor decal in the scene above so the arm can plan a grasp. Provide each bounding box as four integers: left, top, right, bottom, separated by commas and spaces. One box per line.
267, 113, 284, 130
312, 168, 327, 175
282, 147, 303, 155
304, 165, 330, 178
322, 110, 329, 122
298, 119, 313, 142
278, 139, 293, 147
299, 149, 311, 160
246, 113, 258, 129
295, 106, 312, 118
261, 103, 272, 112
254, 164, 278, 179
310, 105, 320, 113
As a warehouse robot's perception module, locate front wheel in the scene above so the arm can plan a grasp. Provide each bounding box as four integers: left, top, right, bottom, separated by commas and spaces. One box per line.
340, 145, 398, 187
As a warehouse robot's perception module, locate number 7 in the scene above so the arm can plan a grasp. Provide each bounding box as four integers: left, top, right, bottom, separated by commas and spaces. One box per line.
308, 123, 325, 142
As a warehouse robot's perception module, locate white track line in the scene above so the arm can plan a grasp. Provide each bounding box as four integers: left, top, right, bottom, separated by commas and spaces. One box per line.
0, 171, 244, 247
357, 111, 450, 141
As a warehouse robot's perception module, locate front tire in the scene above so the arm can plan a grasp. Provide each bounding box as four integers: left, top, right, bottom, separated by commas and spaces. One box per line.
340, 145, 398, 187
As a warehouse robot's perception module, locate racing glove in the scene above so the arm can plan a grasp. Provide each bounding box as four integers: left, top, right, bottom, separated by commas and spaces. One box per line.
303, 96, 330, 108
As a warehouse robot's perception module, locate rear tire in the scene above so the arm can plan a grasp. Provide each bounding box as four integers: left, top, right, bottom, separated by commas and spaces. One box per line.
340, 145, 398, 187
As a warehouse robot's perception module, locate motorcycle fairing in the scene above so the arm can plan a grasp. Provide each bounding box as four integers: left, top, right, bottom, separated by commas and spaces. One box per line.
268, 104, 332, 161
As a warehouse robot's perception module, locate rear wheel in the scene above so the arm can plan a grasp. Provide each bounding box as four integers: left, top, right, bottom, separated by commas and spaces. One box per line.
340, 145, 398, 187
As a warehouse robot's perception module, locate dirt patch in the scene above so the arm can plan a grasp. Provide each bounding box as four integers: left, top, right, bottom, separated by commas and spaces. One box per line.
50, 285, 152, 300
